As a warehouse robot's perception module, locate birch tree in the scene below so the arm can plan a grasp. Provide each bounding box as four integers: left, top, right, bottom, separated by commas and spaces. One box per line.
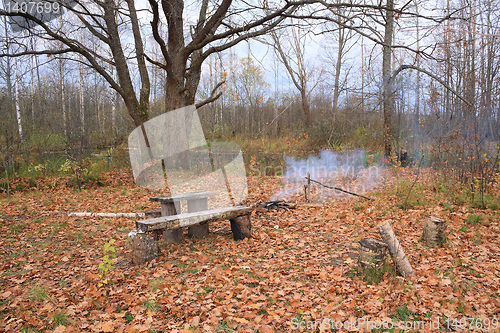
270, 26, 323, 127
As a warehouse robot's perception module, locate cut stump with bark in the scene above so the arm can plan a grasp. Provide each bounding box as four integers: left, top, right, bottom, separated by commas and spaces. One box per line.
358, 237, 388, 274
187, 198, 209, 239
163, 229, 183, 243
132, 233, 158, 265
422, 216, 446, 247
378, 221, 414, 277
162, 202, 184, 244
230, 215, 252, 240
187, 222, 209, 239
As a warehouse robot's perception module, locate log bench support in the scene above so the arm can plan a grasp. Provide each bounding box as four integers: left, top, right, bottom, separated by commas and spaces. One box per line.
187, 198, 209, 239
230, 215, 252, 241
132, 206, 252, 264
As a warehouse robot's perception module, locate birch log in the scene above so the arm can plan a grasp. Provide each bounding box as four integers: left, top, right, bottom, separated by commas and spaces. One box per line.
378, 221, 414, 277
68, 212, 146, 218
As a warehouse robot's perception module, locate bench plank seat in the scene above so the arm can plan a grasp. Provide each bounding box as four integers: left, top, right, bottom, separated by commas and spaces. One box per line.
136, 206, 252, 233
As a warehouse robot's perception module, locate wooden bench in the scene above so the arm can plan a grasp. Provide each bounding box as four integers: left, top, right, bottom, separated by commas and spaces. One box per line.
132, 192, 252, 264
137, 206, 252, 238
149, 191, 214, 241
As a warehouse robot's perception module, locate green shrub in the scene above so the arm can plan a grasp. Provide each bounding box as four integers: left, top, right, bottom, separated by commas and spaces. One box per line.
465, 214, 482, 225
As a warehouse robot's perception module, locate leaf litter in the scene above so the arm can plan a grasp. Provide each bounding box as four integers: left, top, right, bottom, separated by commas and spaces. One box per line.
0, 168, 499, 332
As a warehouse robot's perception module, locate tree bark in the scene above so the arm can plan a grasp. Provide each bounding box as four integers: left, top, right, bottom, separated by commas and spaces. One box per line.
358, 237, 388, 274
422, 216, 446, 248
230, 215, 252, 240
301, 89, 312, 128
132, 233, 158, 265
270, 28, 317, 128
14, 57, 23, 139
103, 0, 149, 126
382, 0, 395, 158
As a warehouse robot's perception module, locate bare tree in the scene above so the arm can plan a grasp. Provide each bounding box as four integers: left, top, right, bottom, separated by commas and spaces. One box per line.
382, 0, 395, 157
0, 0, 298, 129
270, 25, 323, 127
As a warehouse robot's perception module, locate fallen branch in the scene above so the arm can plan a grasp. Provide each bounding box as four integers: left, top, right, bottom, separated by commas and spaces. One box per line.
305, 176, 374, 201
68, 212, 146, 218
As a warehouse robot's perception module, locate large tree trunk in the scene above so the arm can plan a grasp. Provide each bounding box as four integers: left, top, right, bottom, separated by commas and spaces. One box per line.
301, 89, 312, 128
332, 4, 345, 114
163, 0, 189, 112
382, 0, 395, 158
103, 0, 149, 127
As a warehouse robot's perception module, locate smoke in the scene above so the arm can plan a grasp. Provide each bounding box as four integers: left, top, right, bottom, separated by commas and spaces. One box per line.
271, 150, 386, 202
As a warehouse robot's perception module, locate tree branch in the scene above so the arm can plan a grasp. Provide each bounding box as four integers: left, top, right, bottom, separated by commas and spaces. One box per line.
195, 80, 225, 109
391, 64, 472, 107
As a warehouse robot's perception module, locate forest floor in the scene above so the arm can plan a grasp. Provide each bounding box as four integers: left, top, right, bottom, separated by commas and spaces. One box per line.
0, 167, 499, 332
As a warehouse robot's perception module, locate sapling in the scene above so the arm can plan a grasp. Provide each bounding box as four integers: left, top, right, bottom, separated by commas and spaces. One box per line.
98, 240, 116, 287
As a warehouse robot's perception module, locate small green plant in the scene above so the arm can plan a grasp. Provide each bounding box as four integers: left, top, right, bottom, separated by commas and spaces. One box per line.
123, 312, 134, 323
142, 300, 159, 312
361, 262, 394, 285
149, 278, 163, 292
98, 240, 117, 287
346, 267, 358, 279
472, 232, 483, 244
11, 222, 27, 234
465, 214, 482, 225
28, 285, 51, 301
52, 310, 70, 326
392, 304, 413, 321
216, 320, 234, 332
202, 286, 215, 293
442, 203, 454, 213
293, 310, 307, 328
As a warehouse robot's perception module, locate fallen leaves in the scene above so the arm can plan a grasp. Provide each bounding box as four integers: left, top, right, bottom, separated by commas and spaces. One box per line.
0, 169, 499, 332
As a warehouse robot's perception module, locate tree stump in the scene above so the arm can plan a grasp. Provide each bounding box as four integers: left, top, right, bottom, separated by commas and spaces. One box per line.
163, 228, 183, 244
230, 215, 252, 240
132, 232, 158, 265
378, 221, 414, 277
187, 198, 209, 239
422, 216, 446, 247
161, 202, 183, 244
358, 237, 388, 274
